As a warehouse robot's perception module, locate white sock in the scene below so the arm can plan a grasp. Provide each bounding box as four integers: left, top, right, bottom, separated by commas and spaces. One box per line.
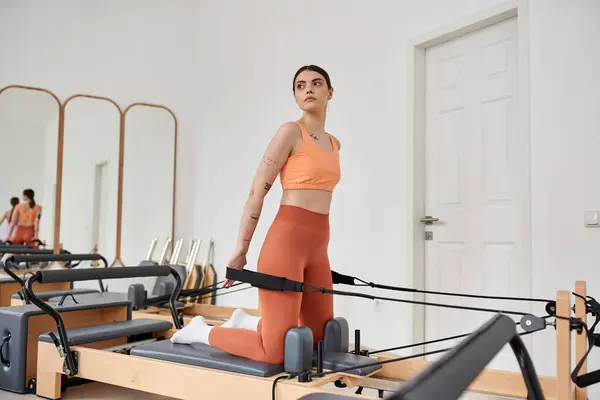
221, 309, 260, 331
170, 316, 214, 345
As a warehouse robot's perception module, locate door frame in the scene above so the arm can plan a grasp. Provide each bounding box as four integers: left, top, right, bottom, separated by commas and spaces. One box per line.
406, 0, 532, 355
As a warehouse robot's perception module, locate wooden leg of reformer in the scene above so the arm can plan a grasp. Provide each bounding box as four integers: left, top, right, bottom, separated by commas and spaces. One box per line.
36, 342, 64, 399
573, 281, 587, 400
556, 290, 571, 400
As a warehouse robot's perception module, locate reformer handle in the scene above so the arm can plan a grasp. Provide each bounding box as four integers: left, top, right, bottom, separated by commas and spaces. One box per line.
31, 265, 171, 284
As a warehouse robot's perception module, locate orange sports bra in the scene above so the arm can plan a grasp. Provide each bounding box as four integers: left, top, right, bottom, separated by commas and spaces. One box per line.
280, 122, 341, 192
17, 204, 40, 225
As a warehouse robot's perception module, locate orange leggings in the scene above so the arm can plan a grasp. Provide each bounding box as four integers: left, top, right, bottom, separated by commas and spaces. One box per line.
209, 205, 334, 364
11, 226, 37, 247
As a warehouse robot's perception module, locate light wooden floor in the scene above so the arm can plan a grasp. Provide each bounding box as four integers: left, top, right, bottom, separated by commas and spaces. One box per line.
0, 380, 501, 399
1, 382, 175, 399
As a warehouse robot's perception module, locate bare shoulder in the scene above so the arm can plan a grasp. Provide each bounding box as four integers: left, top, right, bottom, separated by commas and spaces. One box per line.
330, 135, 341, 150
270, 122, 302, 154
275, 121, 302, 140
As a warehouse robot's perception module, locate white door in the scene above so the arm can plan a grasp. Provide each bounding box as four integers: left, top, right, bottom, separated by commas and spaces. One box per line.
423, 16, 531, 377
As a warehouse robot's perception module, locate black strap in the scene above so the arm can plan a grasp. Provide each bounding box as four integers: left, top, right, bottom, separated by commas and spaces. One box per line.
226, 268, 304, 292
229, 268, 534, 316
571, 298, 600, 388
331, 270, 356, 286
332, 270, 553, 304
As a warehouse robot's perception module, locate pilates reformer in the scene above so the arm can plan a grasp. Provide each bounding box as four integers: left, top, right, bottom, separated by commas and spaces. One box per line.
0, 253, 165, 394
20, 257, 600, 400
38, 238, 238, 327
7, 237, 185, 308
2, 250, 108, 307
0, 246, 103, 307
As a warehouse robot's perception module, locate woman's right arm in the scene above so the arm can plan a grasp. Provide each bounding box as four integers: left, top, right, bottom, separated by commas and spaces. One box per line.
224, 122, 298, 287
0, 211, 7, 225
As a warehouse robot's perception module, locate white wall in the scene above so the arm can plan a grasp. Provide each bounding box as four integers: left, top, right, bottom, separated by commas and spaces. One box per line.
121, 105, 175, 265
0, 0, 200, 242
1, 0, 599, 392
528, 0, 600, 380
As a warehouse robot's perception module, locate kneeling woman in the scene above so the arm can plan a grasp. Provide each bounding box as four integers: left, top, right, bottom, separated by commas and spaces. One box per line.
9, 189, 42, 247
171, 65, 341, 364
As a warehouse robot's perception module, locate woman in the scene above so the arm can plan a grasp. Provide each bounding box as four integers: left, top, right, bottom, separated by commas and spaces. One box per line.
0, 197, 20, 242
8, 189, 42, 246
172, 65, 341, 364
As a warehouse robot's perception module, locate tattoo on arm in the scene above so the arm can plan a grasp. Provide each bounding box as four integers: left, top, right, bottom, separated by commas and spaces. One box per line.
262, 156, 280, 167
264, 182, 272, 191
250, 213, 259, 222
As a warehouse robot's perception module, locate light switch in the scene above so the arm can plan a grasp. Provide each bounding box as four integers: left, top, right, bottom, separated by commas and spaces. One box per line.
584, 211, 600, 227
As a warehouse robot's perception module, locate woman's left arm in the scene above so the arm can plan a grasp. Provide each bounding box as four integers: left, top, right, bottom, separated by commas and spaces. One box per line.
34, 206, 42, 238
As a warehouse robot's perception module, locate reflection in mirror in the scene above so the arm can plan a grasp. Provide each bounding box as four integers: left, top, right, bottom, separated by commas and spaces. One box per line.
60, 96, 120, 265
0, 88, 59, 248
121, 105, 176, 265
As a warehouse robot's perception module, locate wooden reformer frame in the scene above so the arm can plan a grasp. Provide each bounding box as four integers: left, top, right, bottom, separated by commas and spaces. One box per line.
33, 281, 591, 400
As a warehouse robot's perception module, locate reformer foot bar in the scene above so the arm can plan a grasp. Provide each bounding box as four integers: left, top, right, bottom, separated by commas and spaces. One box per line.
29, 268, 592, 399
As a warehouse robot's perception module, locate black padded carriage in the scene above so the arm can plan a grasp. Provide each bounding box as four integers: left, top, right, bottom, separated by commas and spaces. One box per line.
131, 326, 312, 377
131, 340, 286, 377
127, 317, 380, 378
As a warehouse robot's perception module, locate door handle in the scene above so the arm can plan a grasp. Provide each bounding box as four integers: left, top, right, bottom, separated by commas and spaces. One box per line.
420, 216, 439, 225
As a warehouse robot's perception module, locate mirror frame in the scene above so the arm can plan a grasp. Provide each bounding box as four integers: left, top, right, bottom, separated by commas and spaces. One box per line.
0, 85, 63, 253
58, 94, 124, 267
0, 84, 178, 268
121, 102, 178, 265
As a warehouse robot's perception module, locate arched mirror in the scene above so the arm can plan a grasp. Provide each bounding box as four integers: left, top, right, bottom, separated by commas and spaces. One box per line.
121, 104, 176, 265
0, 86, 60, 249
59, 95, 121, 265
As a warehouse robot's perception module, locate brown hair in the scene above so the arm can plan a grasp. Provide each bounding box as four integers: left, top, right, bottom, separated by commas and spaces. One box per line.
293, 65, 332, 92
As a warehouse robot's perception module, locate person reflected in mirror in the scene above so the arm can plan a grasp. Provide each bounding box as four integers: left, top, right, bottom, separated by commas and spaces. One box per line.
0, 197, 19, 242
8, 189, 42, 247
